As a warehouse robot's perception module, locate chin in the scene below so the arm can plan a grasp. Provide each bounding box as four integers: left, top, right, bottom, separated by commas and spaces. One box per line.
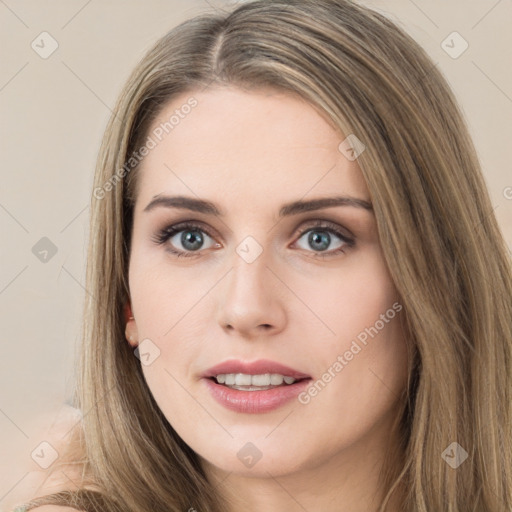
195, 436, 316, 478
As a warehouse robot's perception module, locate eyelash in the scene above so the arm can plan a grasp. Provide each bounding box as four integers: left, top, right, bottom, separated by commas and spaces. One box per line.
151, 220, 355, 259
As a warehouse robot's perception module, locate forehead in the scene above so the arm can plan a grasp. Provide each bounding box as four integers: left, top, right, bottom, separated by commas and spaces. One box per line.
134, 86, 369, 215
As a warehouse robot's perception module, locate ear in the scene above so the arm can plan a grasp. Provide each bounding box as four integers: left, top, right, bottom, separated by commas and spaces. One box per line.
124, 302, 138, 347
124, 302, 134, 323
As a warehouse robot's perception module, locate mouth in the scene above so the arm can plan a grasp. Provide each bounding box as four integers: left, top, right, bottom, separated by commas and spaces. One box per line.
202, 358, 311, 385
201, 359, 312, 413
208, 372, 309, 391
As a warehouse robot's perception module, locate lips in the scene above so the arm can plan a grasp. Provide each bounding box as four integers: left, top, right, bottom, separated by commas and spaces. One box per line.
200, 359, 312, 413
201, 359, 311, 380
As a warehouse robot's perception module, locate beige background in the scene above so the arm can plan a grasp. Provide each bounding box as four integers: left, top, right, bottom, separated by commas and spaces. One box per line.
1, 0, 511, 509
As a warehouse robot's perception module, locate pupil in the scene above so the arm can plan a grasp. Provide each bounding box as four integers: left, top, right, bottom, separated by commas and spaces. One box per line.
182, 230, 203, 250
309, 231, 330, 251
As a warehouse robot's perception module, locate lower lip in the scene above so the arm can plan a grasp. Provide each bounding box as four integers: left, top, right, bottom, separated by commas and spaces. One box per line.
203, 377, 311, 413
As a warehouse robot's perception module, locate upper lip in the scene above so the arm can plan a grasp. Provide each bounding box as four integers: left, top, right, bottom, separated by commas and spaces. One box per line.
201, 359, 311, 380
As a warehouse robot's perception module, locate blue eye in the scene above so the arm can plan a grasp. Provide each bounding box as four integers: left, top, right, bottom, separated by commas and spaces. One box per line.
152, 222, 217, 258
294, 221, 355, 257
152, 220, 355, 259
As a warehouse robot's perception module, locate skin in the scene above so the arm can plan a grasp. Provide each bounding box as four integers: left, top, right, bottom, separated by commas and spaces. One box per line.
125, 86, 409, 512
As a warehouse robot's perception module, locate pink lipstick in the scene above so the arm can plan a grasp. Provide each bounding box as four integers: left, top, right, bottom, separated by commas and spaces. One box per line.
201, 359, 312, 414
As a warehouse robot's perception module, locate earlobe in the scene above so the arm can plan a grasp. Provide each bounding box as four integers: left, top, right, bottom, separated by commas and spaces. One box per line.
124, 302, 138, 347
125, 320, 139, 347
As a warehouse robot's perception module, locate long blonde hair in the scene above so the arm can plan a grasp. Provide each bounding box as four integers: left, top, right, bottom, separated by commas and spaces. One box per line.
20, 1, 512, 511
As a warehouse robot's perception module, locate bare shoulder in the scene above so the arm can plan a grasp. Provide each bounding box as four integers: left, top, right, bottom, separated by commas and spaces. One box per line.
33, 404, 88, 481
8, 405, 97, 510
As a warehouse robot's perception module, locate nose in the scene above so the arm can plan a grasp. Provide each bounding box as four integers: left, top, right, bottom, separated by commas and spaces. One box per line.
216, 248, 287, 339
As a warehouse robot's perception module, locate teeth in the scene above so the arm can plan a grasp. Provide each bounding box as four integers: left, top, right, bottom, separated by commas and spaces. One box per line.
235, 374, 252, 386
270, 374, 283, 385
214, 373, 297, 387
252, 374, 271, 386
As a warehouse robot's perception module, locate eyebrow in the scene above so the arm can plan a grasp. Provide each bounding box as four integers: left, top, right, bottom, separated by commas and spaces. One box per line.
143, 194, 373, 217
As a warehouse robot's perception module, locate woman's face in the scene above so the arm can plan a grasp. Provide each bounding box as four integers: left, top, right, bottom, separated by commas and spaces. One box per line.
127, 86, 408, 479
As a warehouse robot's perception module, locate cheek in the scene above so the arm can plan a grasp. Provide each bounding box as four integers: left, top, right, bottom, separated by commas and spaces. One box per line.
297, 247, 401, 349
125, 248, 409, 477
128, 251, 215, 420
294, 248, 408, 422
130, 239, 408, 429
128, 248, 214, 341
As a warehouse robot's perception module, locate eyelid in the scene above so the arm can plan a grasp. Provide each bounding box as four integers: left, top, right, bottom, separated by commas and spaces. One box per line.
158, 219, 218, 239
153, 217, 355, 257
293, 218, 355, 240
